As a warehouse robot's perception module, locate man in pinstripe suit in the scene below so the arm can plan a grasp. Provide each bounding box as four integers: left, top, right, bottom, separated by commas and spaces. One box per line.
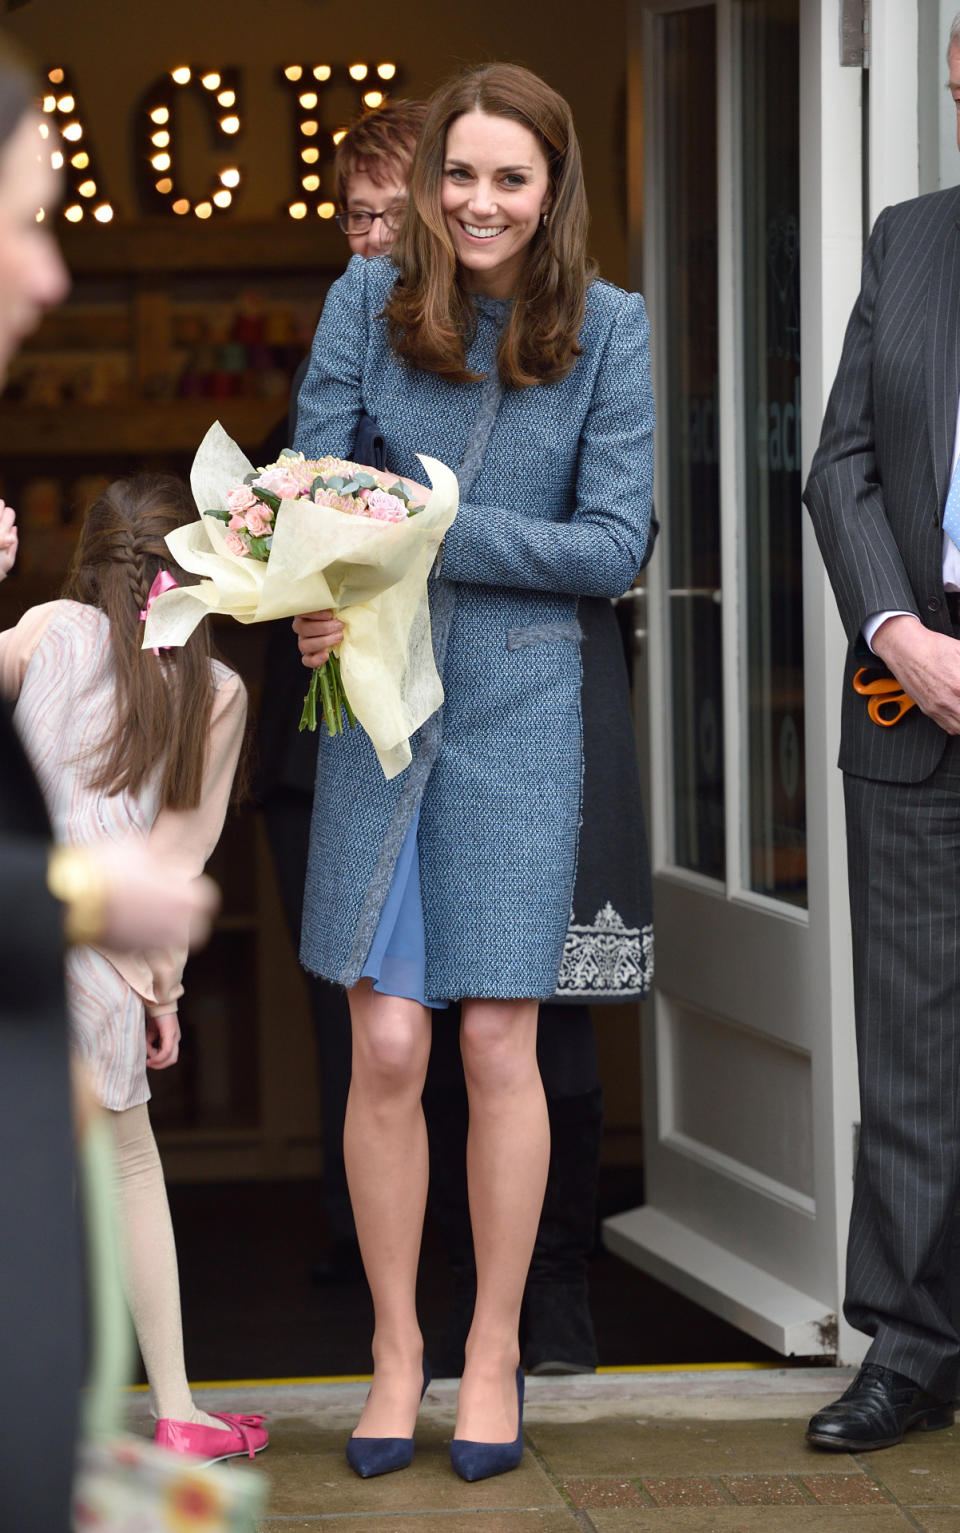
803, 16, 960, 1453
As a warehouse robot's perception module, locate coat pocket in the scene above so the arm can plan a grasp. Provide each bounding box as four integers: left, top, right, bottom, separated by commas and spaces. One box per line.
506, 620, 583, 652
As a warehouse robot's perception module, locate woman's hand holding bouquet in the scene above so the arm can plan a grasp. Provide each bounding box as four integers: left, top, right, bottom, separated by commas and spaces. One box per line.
141, 423, 458, 779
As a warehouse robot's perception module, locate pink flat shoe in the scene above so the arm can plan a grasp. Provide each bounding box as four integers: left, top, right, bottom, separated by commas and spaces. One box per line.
154, 1411, 269, 1464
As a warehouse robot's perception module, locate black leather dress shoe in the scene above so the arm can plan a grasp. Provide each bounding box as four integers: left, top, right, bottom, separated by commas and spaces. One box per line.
806, 1363, 955, 1451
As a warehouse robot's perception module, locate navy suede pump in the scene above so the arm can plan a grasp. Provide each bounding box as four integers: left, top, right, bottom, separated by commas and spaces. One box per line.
449, 1366, 525, 1482
345, 1361, 431, 1478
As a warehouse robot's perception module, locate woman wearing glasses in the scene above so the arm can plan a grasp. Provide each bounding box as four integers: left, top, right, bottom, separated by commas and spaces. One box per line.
293, 63, 654, 1482
333, 99, 427, 257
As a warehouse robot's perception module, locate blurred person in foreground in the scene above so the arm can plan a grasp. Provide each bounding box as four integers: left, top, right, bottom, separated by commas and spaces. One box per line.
0, 33, 219, 1528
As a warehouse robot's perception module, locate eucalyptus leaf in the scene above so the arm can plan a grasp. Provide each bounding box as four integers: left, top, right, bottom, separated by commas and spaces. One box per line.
252, 485, 281, 513
278, 447, 300, 459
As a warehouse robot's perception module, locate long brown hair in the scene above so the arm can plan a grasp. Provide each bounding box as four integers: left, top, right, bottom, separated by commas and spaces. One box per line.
61, 473, 230, 811
385, 63, 596, 390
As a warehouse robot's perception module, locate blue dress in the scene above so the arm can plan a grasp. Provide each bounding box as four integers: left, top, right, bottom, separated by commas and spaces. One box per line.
295, 257, 654, 1002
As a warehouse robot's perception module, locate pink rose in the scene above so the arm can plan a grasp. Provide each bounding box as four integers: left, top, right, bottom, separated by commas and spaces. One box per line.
227, 484, 259, 514
359, 488, 407, 523
224, 530, 248, 557
244, 505, 273, 536
255, 466, 302, 501
227, 514, 246, 530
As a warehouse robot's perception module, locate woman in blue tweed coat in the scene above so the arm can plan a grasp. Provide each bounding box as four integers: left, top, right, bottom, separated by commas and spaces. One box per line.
294, 63, 654, 1480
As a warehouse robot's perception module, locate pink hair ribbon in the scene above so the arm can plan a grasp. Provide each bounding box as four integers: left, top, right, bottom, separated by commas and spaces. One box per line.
139, 568, 179, 656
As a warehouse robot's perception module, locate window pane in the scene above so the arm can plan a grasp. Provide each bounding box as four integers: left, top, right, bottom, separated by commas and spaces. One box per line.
740, 0, 806, 906
662, 4, 725, 880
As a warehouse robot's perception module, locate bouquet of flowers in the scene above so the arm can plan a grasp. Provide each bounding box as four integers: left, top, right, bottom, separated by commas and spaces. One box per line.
142, 421, 459, 779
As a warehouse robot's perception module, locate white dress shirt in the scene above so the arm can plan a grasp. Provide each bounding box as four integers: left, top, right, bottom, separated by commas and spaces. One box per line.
863, 392, 960, 649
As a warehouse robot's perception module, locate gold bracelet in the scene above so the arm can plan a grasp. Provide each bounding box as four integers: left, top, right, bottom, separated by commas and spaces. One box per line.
47, 845, 108, 946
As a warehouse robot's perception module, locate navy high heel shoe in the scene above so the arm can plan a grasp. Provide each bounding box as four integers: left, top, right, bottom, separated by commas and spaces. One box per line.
345, 1361, 431, 1479
449, 1366, 525, 1482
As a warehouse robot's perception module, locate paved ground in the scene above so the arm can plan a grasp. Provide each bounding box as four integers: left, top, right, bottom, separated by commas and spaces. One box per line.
126, 1366, 960, 1530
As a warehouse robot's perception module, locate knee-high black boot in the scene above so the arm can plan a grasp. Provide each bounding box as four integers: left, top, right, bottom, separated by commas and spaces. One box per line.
521, 1085, 604, 1374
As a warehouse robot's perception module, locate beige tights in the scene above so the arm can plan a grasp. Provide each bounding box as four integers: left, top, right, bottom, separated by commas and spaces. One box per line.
110, 1103, 228, 1430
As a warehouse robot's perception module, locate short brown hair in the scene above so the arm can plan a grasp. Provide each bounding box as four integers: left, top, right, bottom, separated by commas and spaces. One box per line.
385, 63, 595, 390
334, 99, 427, 209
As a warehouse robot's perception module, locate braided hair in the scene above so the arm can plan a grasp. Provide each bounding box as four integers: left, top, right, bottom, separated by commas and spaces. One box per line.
61, 473, 224, 810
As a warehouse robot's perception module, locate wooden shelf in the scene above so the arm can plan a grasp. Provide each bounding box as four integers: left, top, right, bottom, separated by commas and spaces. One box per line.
0, 397, 288, 455
58, 219, 346, 276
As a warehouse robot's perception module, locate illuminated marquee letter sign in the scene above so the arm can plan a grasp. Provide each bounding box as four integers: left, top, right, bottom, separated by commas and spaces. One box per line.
279, 61, 399, 220
42, 66, 114, 224
140, 65, 243, 218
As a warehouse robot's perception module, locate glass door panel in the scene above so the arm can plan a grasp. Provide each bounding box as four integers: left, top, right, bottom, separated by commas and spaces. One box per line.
662, 4, 725, 879
739, 0, 806, 905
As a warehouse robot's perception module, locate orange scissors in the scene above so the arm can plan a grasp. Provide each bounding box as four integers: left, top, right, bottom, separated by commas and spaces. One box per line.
853, 667, 917, 726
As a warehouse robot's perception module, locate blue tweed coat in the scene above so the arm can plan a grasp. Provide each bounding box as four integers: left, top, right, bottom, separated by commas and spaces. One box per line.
295, 255, 654, 1000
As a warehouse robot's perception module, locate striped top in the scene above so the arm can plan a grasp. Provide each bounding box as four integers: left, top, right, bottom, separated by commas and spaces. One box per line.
0, 599, 246, 1015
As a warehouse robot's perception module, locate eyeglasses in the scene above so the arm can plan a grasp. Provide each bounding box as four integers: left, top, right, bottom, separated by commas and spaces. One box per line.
335, 203, 406, 236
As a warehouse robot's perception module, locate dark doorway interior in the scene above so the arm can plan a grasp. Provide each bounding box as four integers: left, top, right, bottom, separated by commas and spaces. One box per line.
165, 1167, 806, 1383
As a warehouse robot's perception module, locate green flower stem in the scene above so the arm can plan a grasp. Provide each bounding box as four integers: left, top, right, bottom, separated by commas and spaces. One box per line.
319, 660, 337, 736
334, 654, 357, 729
296, 655, 357, 736
298, 668, 320, 732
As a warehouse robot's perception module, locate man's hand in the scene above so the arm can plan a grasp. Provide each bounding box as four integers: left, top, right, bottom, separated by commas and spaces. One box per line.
872, 614, 960, 733
292, 609, 345, 668
0, 501, 17, 580
146, 1012, 181, 1069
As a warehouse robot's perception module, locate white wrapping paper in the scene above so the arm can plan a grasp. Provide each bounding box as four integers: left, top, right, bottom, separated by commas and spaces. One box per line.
142, 421, 459, 778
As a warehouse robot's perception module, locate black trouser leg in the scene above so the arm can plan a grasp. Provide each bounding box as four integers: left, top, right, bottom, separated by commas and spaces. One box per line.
843, 753, 960, 1398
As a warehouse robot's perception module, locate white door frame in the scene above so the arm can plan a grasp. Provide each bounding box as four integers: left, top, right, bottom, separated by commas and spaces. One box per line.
606, 0, 914, 1367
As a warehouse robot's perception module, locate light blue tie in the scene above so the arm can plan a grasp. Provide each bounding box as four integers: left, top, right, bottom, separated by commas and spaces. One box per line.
943, 454, 960, 552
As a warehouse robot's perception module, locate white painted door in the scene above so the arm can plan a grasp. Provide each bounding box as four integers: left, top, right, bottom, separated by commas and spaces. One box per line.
605, 0, 894, 1365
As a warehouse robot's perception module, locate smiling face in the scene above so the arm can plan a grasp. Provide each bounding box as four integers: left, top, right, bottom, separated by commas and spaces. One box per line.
440, 109, 550, 300
0, 112, 68, 381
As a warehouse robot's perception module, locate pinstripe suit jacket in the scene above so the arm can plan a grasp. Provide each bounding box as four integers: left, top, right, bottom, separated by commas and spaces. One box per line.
804, 185, 960, 782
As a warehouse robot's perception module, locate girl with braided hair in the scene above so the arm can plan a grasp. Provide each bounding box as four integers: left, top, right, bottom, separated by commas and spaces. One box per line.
0, 472, 268, 1467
